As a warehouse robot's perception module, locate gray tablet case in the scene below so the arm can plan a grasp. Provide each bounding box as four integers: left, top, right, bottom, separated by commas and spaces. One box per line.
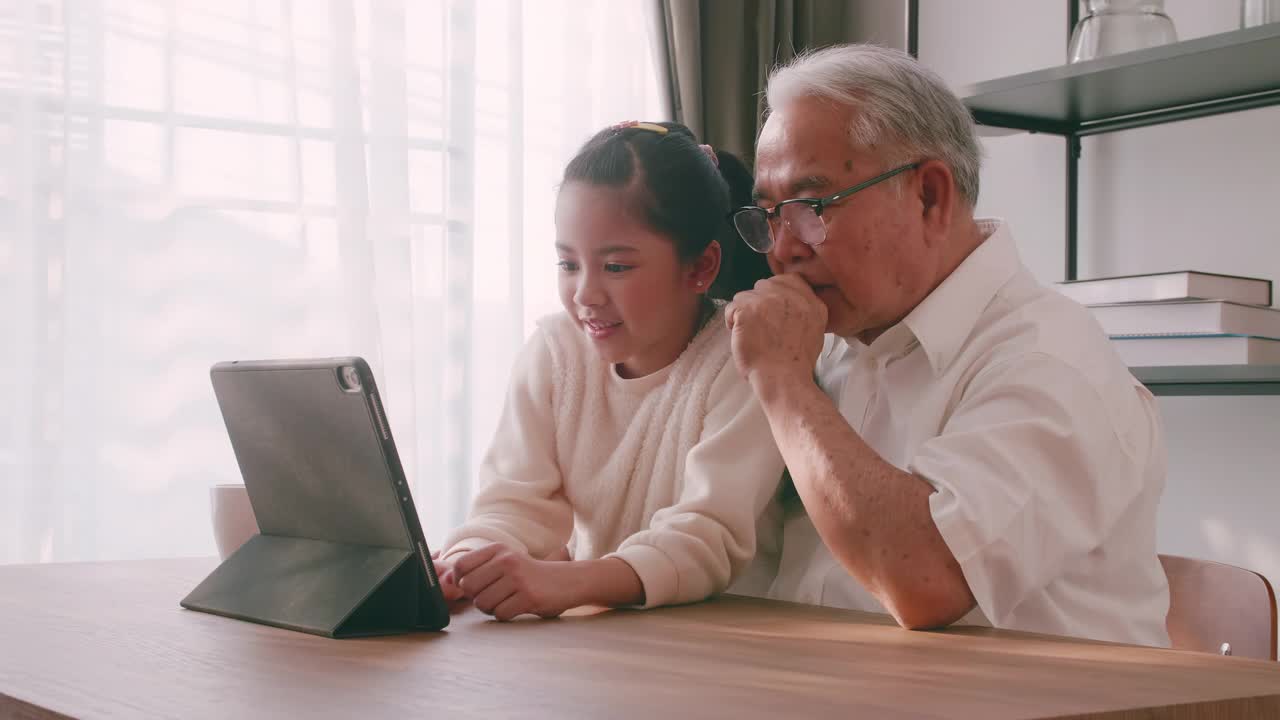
181, 358, 450, 637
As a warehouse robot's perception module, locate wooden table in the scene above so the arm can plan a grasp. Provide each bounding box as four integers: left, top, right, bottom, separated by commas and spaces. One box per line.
3, 559, 1280, 719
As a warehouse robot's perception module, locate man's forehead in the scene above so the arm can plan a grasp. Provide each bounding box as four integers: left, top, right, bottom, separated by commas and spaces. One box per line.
753, 165, 831, 201
754, 105, 860, 198
754, 147, 844, 199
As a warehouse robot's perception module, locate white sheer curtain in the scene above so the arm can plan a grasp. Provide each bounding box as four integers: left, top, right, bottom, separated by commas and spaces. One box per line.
0, 0, 667, 564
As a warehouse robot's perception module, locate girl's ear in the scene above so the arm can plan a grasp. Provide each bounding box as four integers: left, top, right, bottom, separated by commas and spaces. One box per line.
688, 240, 722, 292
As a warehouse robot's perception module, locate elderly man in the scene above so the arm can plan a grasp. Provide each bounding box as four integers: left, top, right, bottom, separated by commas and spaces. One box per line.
725, 44, 1169, 646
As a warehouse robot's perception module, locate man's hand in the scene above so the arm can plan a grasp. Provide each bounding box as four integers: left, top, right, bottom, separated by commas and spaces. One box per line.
452, 544, 580, 621
725, 273, 827, 389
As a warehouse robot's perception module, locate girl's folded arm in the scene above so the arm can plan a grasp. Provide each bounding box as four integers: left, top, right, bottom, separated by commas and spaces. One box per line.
609, 364, 785, 608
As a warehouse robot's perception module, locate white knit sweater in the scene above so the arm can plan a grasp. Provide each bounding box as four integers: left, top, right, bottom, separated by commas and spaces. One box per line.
440, 306, 785, 608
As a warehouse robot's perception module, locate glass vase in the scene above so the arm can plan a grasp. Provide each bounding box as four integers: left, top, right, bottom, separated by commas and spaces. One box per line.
1069, 0, 1178, 63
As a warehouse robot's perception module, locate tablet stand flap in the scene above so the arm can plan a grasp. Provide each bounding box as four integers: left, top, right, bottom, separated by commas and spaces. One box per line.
181, 533, 418, 638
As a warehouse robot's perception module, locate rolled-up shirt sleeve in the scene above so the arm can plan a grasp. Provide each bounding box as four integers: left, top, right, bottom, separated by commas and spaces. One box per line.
910, 351, 1158, 626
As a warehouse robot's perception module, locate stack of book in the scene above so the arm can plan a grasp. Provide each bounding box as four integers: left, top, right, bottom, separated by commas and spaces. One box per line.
1055, 271, 1280, 367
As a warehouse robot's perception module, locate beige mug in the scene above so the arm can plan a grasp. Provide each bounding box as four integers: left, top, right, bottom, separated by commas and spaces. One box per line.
210, 484, 259, 561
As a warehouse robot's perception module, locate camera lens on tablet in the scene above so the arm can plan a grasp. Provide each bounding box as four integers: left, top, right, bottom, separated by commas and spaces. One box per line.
340, 366, 361, 391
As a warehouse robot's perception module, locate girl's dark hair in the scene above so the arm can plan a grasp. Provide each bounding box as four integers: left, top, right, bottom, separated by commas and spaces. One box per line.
561, 121, 770, 300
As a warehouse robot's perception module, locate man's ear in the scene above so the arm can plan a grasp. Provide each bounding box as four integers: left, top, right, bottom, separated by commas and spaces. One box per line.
689, 240, 722, 291
916, 159, 956, 239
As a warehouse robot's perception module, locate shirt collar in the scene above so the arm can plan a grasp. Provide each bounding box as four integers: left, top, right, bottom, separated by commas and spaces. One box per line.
875, 218, 1020, 374
901, 217, 1018, 376
834, 219, 1024, 366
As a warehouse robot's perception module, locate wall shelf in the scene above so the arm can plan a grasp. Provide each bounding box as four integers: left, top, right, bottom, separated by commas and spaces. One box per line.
1133, 365, 1280, 396
962, 23, 1280, 137
952, 15, 1280, 399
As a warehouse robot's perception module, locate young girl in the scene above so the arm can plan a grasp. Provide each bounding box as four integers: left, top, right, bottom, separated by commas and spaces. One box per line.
435, 121, 784, 620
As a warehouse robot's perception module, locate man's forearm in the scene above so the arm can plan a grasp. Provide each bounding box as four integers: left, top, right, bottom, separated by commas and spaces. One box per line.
753, 371, 976, 629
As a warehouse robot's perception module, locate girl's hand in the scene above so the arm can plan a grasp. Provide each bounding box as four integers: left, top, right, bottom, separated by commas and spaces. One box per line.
452, 544, 580, 621
432, 551, 474, 614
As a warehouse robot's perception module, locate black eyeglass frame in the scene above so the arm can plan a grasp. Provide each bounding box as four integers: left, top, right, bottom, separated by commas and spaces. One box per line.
730, 161, 921, 250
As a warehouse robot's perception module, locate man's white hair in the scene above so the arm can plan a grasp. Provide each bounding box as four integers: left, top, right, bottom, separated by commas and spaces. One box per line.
765, 44, 982, 207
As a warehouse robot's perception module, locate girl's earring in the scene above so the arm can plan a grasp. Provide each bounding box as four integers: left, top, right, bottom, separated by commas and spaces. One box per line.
696, 281, 704, 288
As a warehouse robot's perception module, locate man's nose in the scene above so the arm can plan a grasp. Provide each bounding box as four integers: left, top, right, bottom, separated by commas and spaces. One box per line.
769, 216, 815, 269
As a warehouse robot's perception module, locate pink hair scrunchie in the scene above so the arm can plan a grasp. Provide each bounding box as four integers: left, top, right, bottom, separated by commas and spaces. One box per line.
698, 144, 719, 167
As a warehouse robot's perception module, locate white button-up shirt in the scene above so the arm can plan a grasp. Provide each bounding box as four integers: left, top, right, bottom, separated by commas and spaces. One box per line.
767, 219, 1171, 647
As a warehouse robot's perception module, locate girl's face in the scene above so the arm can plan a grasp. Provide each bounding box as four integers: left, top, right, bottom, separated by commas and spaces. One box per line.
554, 182, 717, 379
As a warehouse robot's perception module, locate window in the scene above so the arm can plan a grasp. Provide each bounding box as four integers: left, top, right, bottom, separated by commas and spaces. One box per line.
0, 0, 666, 562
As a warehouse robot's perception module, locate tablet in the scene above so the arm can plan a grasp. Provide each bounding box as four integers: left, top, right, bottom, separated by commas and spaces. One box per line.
181, 357, 449, 636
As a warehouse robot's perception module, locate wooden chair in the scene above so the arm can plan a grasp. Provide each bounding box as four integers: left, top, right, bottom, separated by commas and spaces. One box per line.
1160, 554, 1278, 660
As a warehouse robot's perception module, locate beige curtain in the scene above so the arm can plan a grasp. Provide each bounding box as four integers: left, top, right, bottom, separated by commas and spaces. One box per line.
660, 0, 877, 166
0, 0, 668, 564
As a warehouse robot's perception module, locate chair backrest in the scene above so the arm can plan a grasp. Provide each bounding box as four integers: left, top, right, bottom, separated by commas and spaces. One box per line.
1160, 554, 1277, 660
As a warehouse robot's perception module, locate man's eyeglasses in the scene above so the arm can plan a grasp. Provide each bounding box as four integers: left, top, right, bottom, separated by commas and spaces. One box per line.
730, 162, 920, 254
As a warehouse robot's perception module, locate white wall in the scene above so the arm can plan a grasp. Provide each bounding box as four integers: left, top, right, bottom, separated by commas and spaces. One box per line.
919, 0, 1280, 615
